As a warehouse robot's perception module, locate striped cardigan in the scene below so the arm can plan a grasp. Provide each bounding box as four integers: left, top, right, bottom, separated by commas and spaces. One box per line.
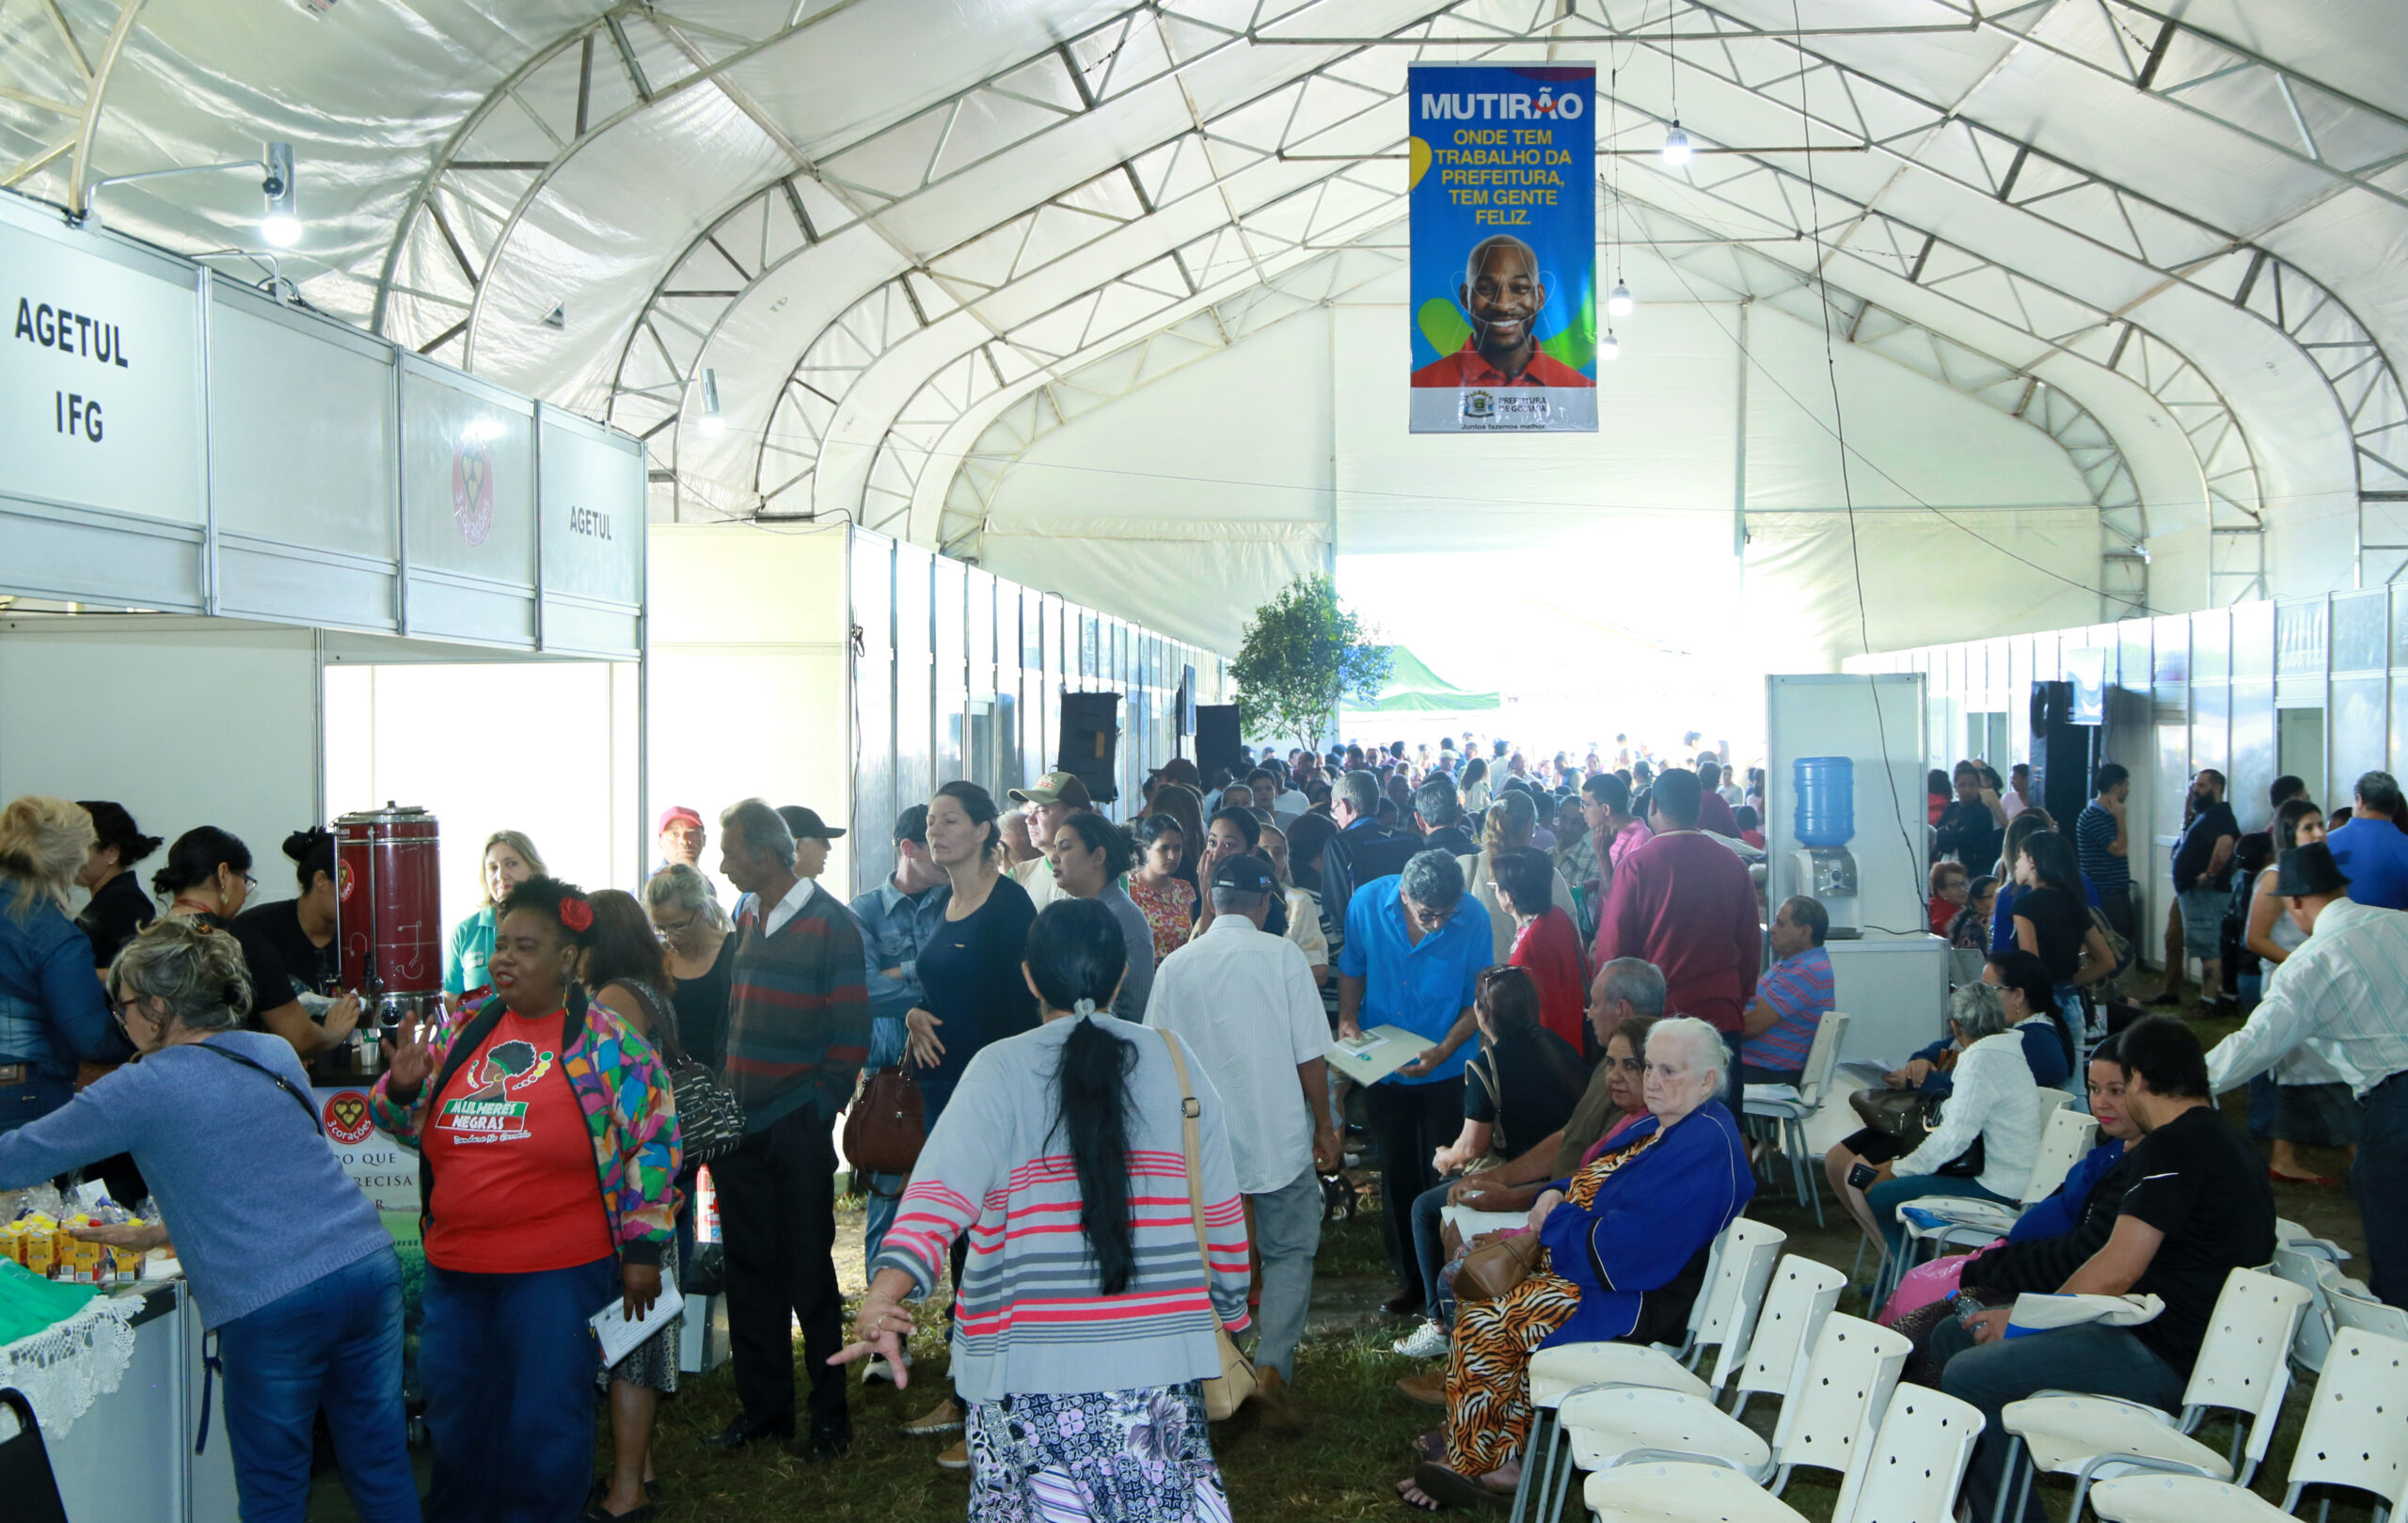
872, 1015, 1251, 1401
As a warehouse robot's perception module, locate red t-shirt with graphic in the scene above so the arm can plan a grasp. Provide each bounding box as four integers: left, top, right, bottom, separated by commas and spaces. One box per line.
423, 1007, 614, 1274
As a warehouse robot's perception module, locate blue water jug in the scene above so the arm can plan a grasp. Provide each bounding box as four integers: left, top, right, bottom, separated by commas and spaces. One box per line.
1793, 755, 1855, 848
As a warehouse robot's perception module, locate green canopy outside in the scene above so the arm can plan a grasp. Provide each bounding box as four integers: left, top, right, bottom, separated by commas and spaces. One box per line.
1345, 646, 1499, 714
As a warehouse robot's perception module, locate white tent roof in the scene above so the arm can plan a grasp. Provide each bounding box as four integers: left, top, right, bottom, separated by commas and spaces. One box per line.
9, 0, 2406, 627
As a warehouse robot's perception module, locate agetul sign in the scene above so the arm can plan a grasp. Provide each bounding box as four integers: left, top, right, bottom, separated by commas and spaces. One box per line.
0, 212, 204, 525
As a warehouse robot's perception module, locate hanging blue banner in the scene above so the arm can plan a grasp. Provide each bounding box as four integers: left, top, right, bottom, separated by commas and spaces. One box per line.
1406, 64, 1596, 433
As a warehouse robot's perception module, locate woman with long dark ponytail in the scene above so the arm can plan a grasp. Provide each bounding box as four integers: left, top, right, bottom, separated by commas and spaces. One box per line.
838, 898, 1249, 1514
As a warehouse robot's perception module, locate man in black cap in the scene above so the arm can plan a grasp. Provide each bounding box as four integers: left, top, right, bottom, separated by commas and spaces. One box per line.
2207, 841, 2408, 1308
776, 805, 848, 883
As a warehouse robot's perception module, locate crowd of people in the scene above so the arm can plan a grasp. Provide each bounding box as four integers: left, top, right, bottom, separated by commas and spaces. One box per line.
0, 727, 2399, 1522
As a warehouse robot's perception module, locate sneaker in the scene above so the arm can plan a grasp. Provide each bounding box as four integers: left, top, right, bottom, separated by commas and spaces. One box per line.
936, 1436, 972, 1470
864, 1348, 913, 1384
1393, 1319, 1449, 1358
902, 1397, 962, 1436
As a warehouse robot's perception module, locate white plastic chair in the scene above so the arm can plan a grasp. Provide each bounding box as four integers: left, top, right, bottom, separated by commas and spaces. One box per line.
1878, 1090, 2078, 1306
2321, 1262, 2408, 1344
1559, 1313, 1908, 1499
1727, 1257, 1847, 1423
1508, 1221, 1785, 1523
2268, 1245, 2334, 1375
1898, 1102, 2097, 1261
2085, 1328, 2408, 1523
1995, 1268, 2312, 1521
1742, 1011, 1851, 1227
1579, 1387, 1986, 1523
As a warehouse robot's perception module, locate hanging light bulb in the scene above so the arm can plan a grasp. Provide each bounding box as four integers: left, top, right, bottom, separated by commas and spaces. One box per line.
1661, 122, 1692, 167
698, 367, 724, 437
1599, 330, 1621, 361
260, 141, 300, 247
1608, 280, 1634, 318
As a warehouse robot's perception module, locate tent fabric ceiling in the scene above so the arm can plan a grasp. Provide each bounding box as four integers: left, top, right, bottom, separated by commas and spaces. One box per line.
8, 0, 2408, 622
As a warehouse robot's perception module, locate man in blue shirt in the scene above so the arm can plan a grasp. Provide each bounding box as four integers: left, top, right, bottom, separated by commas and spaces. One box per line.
844, 805, 950, 1316
2324, 769, 2408, 910
1337, 849, 1493, 1317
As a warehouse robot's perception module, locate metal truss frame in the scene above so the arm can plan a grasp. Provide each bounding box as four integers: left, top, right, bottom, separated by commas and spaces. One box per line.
1574, 0, 2408, 599
0, 0, 150, 198
345, 0, 2401, 608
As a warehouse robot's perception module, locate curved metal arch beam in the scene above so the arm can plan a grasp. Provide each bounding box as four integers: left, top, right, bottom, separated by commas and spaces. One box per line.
882, 235, 1413, 551
918, 242, 1412, 555
640, 4, 2273, 595
1595, 0, 2404, 599
10, 0, 152, 205
606, 0, 1464, 504
805, 155, 1410, 530
366, 1, 875, 357
831, 77, 2258, 601
367, 8, 642, 337
910, 205, 2154, 613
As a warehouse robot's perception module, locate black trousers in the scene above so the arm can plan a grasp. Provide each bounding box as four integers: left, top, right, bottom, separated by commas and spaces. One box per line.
714, 1103, 848, 1440
1365, 1076, 1465, 1299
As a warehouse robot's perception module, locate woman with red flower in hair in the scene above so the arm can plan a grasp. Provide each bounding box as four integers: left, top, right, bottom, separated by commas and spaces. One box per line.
372, 876, 680, 1523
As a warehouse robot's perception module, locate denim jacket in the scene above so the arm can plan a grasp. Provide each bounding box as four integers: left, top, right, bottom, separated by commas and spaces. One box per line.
0, 885, 113, 1083
848, 879, 950, 1025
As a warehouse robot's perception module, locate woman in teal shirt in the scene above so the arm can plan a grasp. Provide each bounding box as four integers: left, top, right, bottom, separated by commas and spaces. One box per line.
442, 830, 545, 1010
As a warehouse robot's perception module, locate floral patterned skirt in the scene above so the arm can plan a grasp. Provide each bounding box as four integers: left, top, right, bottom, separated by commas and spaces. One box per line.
966, 1383, 1230, 1523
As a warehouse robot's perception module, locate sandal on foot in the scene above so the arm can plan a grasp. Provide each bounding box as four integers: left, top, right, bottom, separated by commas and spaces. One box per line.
1411, 1462, 1513, 1512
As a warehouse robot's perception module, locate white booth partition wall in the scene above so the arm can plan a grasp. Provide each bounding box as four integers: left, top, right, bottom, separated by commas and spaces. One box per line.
0, 193, 649, 952
645, 522, 858, 895
845, 528, 1231, 897
645, 522, 1229, 902
1848, 588, 2408, 974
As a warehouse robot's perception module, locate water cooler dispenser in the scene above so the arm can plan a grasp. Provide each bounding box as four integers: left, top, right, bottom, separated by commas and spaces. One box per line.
1791, 755, 1861, 938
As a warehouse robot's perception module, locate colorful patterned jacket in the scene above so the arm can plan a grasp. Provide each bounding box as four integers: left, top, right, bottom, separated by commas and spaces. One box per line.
370, 987, 681, 1267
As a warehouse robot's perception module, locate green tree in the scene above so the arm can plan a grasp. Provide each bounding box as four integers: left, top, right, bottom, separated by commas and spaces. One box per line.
1229, 574, 1392, 754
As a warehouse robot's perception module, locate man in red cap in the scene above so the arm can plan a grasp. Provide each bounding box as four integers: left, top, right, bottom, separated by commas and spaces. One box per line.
655, 804, 724, 906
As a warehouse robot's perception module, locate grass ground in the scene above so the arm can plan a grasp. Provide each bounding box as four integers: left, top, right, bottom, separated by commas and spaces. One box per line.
315, 994, 2378, 1521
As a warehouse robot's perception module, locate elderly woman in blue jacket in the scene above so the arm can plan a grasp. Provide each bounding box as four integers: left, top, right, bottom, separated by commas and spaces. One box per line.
1400, 1015, 1754, 1512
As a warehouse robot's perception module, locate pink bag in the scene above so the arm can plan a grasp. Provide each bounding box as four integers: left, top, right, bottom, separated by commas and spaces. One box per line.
1877, 1245, 1997, 1326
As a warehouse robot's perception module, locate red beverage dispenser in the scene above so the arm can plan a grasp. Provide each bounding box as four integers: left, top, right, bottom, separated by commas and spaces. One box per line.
334, 803, 444, 1056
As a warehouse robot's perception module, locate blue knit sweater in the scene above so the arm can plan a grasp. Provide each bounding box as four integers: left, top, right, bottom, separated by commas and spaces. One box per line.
0, 1032, 389, 1327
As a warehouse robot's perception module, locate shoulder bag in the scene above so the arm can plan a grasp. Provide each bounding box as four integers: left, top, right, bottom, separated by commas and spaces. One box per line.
842, 1066, 926, 1182
618, 979, 746, 1168
1455, 1229, 1545, 1304
1156, 1028, 1257, 1421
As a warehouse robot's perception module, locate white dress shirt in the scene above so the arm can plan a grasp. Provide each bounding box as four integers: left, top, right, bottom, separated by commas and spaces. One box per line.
1145, 915, 1327, 1195
761, 875, 825, 938
1893, 1031, 2041, 1200
2208, 898, 2408, 1098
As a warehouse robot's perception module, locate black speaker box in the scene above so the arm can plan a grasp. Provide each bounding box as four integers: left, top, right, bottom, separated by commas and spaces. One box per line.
2029, 679, 2099, 827
1195, 704, 1243, 782
1056, 692, 1122, 803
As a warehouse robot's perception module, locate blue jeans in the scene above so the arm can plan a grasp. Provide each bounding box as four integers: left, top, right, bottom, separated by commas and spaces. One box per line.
0, 1070, 72, 1137
1411, 1179, 1453, 1315
216, 1247, 418, 1523
1932, 1316, 2184, 1523
421, 1255, 617, 1523
1864, 1171, 2014, 1257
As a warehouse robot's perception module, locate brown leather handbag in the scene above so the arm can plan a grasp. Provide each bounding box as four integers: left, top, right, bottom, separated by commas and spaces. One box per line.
843, 1066, 926, 1182
1455, 1229, 1546, 1304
